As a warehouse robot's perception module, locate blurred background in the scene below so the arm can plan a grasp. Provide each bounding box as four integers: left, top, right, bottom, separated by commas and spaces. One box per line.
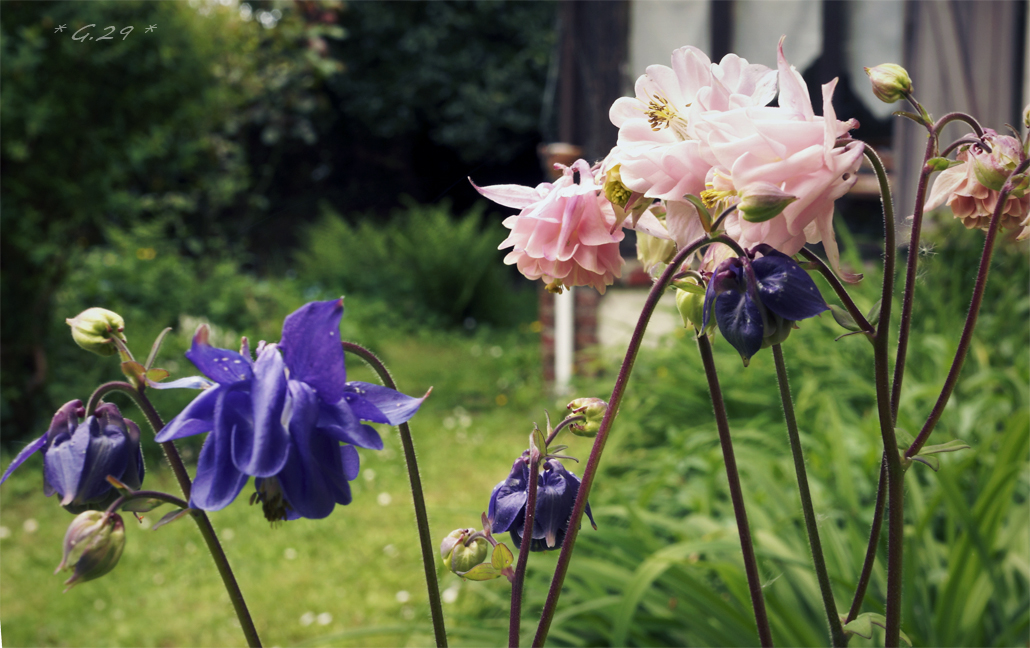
1, 1, 1027, 646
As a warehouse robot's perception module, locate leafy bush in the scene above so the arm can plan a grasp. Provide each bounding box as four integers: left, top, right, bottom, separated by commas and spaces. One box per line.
296, 200, 536, 329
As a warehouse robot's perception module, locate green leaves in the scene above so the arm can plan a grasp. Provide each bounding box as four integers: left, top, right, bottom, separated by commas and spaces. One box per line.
843, 613, 912, 646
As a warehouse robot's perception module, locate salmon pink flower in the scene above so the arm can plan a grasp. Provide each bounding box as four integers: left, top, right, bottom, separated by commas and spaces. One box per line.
925, 130, 1028, 232
694, 39, 864, 280
154, 299, 425, 521
608, 46, 776, 201
472, 160, 624, 294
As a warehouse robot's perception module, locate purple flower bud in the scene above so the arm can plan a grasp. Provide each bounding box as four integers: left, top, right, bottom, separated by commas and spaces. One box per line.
56, 511, 126, 591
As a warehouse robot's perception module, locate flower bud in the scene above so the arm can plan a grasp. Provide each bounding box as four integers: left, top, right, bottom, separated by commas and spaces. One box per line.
567, 398, 607, 437
864, 64, 912, 103
440, 528, 471, 560
446, 534, 491, 575
737, 182, 797, 223
636, 231, 676, 273
66, 308, 126, 357
969, 137, 1021, 192
1024, 104, 1030, 130
56, 511, 126, 591
676, 286, 706, 332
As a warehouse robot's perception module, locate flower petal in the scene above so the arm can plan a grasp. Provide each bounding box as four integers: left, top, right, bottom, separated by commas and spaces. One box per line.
318, 400, 384, 450
155, 387, 221, 442
714, 288, 764, 364
279, 299, 348, 405
276, 388, 337, 519
0, 433, 47, 486
343, 382, 425, 425
43, 419, 92, 505
488, 458, 529, 533
185, 326, 253, 385
752, 255, 828, 321
231, 348, 289, 477
190, 425, 249, 511
74, 414, 130, 504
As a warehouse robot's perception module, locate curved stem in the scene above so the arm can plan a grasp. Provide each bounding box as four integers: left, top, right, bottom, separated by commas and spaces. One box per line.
546, 415, 584, 446
532, 235, 712, 647
698, 335, 774, 646
905, 161, 1028, 457
772, 344, 846, 646
93, 382, 262, 647
799, 248, 873, 334
509, 449, 540, 648
105, 489, 190, 515
933, 111, 986, 139
342, 342, 447, 648
846, 456, 888, 623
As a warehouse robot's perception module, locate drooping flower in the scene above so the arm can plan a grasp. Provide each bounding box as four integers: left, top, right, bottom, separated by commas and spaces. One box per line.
487, 454, 596, 552
608, 46, 777, 202
0, 401, 145, 513
694, 39, 865, 280
925, 130, 1029, 233
702, 245, 828, 365
154, 299, 425, 521
472, 160, 624, 293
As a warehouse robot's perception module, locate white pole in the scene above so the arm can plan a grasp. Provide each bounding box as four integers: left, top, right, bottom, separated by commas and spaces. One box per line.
554, 287, 574, 394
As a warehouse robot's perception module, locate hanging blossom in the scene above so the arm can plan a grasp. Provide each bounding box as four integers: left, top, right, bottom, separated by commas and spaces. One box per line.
154, 299, 425, 521
608, 46, 778, 202
694, 38, 865, 279
924, 129, 1029, 237
472, 160, 624, 294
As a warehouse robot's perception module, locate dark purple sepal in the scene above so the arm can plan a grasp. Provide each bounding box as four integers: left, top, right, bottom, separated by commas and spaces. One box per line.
191, 414, 249, 511
0, 433, 47, 486
155, 388, 220, 442
318, 400, 384, 450
752, 255, 828, 321
713, 287, 764, 365
488, 458, 529, 533
279, 299, 348, 406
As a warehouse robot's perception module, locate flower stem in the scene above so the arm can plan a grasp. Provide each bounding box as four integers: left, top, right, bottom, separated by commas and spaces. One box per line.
509, 449, 541, 648
846, 456, 887, 623
105, 489, 190, 515
546, 415, 584, 446
342, 342, 447, 648
772, 344, 846, 646
532, 235, 712, 647
697, 335, 774, 646
905, 161, 1028, 458
867, 139, 904, 647
87, 382, 262, 647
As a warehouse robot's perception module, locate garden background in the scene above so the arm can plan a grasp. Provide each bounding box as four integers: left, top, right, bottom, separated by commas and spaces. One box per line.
1, 1, 1027, 646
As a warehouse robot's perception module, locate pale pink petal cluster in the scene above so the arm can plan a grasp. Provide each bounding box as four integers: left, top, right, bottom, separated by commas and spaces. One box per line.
473, 160, 624, 294
608, 47, 777, 201
694, 39, 865, 278
925, 131, 1029, 235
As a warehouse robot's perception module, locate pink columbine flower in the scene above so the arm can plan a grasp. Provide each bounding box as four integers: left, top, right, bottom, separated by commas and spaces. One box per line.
472, 160, 624, 294
925, 130, 1029, 234
608, 46, 777, 201
694, 38, 865, 280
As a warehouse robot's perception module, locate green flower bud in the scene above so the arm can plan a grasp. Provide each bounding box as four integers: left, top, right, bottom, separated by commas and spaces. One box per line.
56, 511, 126, 591
567, 397, 607, 437
636, 231, 676, 273
864, 63, 912, 104
737, 182, 797, 223
440, 528, 471, 560
66, 308, 126, 357
676, 286, 705, 331
449, 535, 490, 574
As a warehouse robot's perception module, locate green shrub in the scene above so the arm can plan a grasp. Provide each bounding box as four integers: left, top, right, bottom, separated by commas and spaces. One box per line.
296, 199, 536, 329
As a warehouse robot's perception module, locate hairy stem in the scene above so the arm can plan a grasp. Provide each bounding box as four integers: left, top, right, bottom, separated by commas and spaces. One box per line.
89, 382, 262, 647
846, 457, 888, 623
698, 335, 774, 646
772, 344, 846, 646
509, 449, 540, 647
533, 235, 711, 647
342, 342, 447, 647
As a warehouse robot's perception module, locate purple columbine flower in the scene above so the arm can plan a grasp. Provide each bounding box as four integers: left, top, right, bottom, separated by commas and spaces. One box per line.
702, 244, 828, 365
0, 401, 145, 513
154, 299, 425, 521
488, 454, 596, 552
